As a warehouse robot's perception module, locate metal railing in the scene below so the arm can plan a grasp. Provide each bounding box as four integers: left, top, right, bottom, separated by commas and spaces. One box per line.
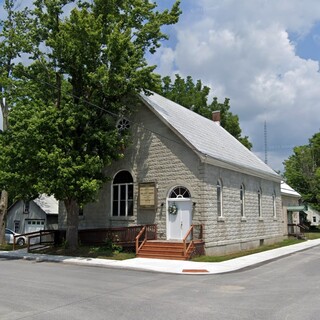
287, 223, 307, 238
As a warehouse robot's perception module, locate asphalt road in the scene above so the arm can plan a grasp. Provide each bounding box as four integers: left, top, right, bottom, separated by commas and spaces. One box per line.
1, 246, 320, 320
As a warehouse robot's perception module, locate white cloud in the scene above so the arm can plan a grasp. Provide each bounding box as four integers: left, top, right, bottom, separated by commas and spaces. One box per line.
153, 0, 320, 172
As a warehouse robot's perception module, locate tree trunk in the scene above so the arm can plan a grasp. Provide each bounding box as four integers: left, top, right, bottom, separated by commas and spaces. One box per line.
0, 191, 8, 245
64, 198, 79, 251
0, 97, 9, 245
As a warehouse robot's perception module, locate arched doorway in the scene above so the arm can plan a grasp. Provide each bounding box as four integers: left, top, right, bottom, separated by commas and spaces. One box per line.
167, 186, 192, 240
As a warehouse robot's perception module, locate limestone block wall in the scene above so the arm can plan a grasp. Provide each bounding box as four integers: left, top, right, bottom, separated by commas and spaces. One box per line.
73, 102, 203, 234
58, 100, 284, 255
200, 164, 283, 255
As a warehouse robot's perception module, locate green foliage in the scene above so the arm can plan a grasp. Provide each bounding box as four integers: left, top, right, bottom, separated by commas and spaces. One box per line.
0, 0, 181, 248
158, 74, 252, 149
284, 132, 320, 210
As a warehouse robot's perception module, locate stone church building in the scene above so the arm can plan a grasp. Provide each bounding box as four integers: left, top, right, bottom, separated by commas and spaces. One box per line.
59, 91, 283, 255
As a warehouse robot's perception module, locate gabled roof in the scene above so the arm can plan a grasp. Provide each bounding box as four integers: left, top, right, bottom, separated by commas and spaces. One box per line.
33, 194, 59, 215
281, 181, 301, 198
140, 91, 280, 181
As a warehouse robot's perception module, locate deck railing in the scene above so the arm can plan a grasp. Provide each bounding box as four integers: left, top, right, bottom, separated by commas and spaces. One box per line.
287, 223, 308, 238
13, 230, 56, 252
12, 225, 157, 251
183, 224, 203, 257
135, 224, 158, 254
79, 225, 157, 246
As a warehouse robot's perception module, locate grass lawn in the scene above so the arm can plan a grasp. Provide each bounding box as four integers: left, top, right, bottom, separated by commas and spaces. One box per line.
0, 244, 15, 251
0, 242, 136, 260
34, 245, 136, 260
193, 232, 320, 263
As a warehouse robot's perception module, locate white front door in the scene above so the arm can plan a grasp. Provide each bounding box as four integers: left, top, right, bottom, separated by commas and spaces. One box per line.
168, 200, 192, 240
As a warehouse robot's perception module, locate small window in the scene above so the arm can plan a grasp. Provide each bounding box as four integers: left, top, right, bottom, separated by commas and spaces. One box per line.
169, 186, 191, 199
112, 171, 134, 217
116, 118, 130, 132
24, 201, 30, 214
217, 179, 223, 217
14, 221, 20, 233
313, 216, 316, 223
258, 188, 262, 218
240, 184, 245, 217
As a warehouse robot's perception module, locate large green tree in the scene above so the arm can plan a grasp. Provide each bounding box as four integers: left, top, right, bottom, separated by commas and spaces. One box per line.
0, 0, 32, 244
284, 132, 320, 211
0, 0, 181, 249
158, 74, 252, 149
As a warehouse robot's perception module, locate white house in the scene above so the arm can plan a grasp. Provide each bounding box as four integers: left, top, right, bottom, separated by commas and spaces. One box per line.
7, 194, 58, 234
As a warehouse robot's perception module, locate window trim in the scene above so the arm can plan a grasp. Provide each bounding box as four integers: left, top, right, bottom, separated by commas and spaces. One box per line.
240, 184, 245, 218
272, 191, 277, 219
217, 179, 223, 217
112, 171, 134, 217
258, 187, 262, 219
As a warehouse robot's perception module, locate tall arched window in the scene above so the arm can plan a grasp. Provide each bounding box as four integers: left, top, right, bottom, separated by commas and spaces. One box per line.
258, 187, 262, 218
112, 171, 133, 217
217, 179, 223, 217
272, 191, 277, 218
240, 184, 245, 217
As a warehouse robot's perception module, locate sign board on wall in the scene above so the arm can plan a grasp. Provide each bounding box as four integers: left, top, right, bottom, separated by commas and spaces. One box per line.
138, 182, 157, 209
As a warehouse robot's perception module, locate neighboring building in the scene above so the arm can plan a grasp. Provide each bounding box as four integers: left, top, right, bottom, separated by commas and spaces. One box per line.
59, 91, 283, 255
7, 194, 58, 234
281, 181, 309, 236
281, 181, 301, 227
305, 206, 320, 226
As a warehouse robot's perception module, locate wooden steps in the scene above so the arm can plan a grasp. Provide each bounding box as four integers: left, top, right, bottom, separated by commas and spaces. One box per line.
136, 240, 204, 260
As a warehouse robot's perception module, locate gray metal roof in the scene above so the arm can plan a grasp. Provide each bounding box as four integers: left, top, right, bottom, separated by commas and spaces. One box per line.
140, 91, 280, 180
33, 194, 59, 215
281, 181, 301, 198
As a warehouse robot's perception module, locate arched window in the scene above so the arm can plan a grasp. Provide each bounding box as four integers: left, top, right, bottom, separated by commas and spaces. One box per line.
258, 187, 262, 218
112, 171, 133, 217
272, 191, 277, 218
240, 184, 245, 217
217, 179, 223, 217
169, 186, 191, 199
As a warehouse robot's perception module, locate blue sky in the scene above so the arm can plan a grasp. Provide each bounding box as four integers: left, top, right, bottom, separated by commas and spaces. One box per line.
1, 0, 320, 173
151, 0, 320, 172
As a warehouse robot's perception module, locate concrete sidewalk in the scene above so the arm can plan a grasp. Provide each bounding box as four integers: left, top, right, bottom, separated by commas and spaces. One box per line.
1, 239, 320, 275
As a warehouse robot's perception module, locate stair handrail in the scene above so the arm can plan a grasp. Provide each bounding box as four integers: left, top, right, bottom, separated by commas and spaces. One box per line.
183, 225, 194, 257
135, 226, 147, 254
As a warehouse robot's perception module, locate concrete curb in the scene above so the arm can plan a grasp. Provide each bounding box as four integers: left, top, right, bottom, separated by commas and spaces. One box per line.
1, 239, 320, 275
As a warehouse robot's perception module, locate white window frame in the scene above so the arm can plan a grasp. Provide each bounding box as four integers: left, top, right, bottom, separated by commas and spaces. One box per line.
258, 188, 262, 218
272, 191, 277, 219
112, 171, 134, 217
240, 184, 245, 218
217, 179, 223, 217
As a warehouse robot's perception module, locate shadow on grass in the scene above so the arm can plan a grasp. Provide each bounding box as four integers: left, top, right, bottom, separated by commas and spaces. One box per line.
33, 245, 136, 261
